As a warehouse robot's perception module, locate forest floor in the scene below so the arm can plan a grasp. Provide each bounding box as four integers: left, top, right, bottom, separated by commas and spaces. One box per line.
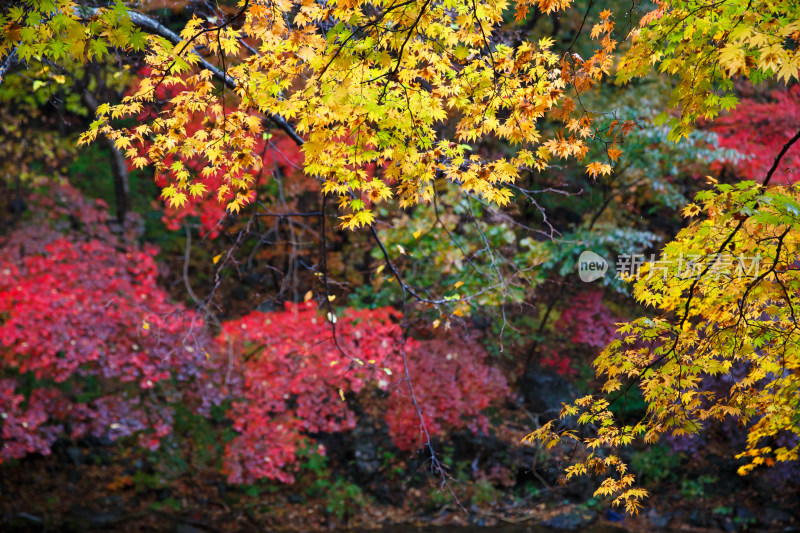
2, 422, 798, 533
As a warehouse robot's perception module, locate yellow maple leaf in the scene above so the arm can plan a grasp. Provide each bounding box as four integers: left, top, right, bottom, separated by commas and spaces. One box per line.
682, 203, 702, 218
586, 161, 612, 179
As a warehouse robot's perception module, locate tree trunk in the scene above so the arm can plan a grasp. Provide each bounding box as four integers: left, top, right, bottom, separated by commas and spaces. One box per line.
83, 90, 130, 226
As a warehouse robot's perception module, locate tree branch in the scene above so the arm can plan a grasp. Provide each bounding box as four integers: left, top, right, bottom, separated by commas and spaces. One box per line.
0, 49, 17, 84
85, 8, 305, 146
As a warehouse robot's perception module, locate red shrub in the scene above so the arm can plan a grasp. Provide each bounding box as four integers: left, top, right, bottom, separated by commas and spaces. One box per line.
560, 291, 619, 349
220, 306, 511, 483
0, 180, 511, 483
0, 235, 219, 460
218, 302, 404, 483
712, 86, 800, 185
384, 337, 510, 451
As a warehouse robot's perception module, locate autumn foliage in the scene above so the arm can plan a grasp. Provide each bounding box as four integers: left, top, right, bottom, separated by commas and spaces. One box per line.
0, 191, 510, 482
5, 0, 800, 524
713, 86, 800, 185
220, 302, 405, 483
156, 129, 306, 238
559, 291, 619, 350
384, 337, 509, 451
0, 194, 220, 460
220, 303, 510, 483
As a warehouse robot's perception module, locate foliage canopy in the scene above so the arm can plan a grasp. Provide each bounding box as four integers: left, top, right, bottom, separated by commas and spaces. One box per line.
527, 0, 800, 514
1, 0, 800, 519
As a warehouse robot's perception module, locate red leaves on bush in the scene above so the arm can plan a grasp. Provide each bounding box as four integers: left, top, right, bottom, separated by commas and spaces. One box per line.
218, 302, 403, 483
384, 337, 509, 451
538, 349, 577, 378
0, 382, 64, 459
538, 290, 621, 377
0, 184, 510, 481
560, 291, 619, 349
712, 86, 800, 185
0, 235, 218, 460
220, 305, 510, 483
1, 228, 510, 479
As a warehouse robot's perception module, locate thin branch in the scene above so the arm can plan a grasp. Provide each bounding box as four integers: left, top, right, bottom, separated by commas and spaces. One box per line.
183, 225, 202, 305
255, 211, 322, 218
0, 48, 16, 84
762, 127, 800, 187
84, 8, 305, 146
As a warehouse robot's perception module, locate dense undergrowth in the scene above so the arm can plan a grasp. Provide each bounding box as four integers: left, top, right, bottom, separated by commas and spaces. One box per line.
2, 0, 800, 530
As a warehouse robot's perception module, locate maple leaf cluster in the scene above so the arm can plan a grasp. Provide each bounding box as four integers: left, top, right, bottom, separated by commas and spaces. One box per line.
76, 0, 618, 227
155, 130, 307, 238
619, 0, 800, 140
122, 69, 308, 237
